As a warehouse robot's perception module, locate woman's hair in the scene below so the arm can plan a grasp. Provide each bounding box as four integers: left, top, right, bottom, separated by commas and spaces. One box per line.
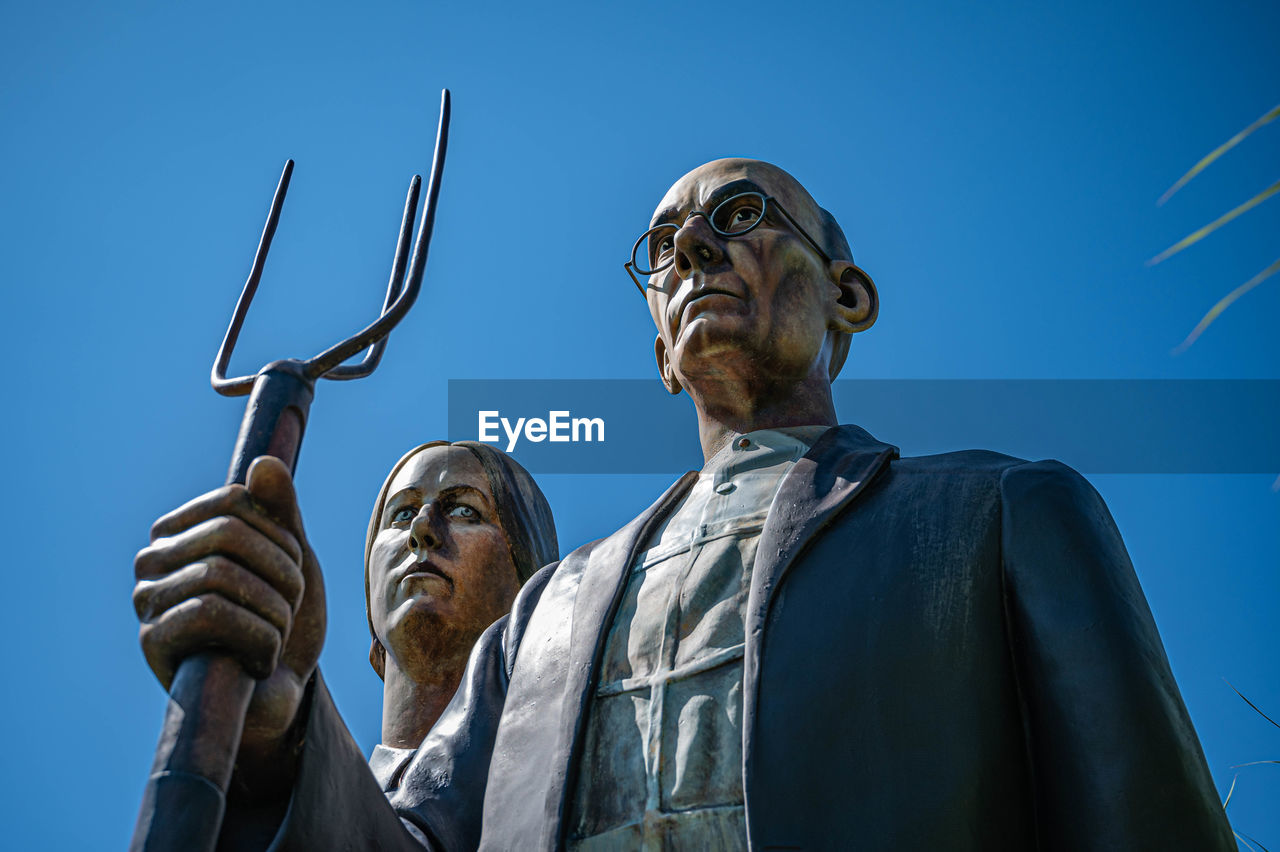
363, 441, 559, 668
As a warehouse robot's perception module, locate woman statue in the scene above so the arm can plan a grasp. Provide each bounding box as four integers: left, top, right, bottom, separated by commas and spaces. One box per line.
361, 440, 558, 791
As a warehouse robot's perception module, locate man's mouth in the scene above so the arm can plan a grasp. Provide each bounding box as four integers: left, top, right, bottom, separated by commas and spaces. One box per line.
670, 283, 742, 334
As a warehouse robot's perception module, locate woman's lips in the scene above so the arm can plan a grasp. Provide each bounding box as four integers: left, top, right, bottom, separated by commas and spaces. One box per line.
394, 559, 452, 590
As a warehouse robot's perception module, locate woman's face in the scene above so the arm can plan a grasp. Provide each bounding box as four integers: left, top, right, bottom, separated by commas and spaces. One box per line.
368, 446, 520, 673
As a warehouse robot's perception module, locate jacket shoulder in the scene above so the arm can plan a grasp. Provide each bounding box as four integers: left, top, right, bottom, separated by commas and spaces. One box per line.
888, 447, 1029, 481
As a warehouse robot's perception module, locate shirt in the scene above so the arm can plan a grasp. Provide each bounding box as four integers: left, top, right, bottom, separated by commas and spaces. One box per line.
568, 427, 826, 851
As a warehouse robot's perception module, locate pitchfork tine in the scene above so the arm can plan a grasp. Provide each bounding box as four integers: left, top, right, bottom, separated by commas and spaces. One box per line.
308, 88, 451, 379
211, 159, 294, 396
325, 173, 422, 380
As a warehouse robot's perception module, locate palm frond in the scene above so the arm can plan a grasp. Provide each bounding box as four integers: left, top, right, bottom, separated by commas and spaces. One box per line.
1150, 181, 1280, 266
1159, 104, 1280, 206
1240, 832, 1272, 852
1224, 679, 1280, 730
1172, 257, 1280, 353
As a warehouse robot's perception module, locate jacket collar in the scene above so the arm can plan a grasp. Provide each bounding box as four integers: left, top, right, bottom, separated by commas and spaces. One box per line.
749, 423, 898, 632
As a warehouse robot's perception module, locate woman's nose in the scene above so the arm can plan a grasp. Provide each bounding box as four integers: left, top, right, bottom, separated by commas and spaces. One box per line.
408, 505, 443, 557
673, 214, 724, 278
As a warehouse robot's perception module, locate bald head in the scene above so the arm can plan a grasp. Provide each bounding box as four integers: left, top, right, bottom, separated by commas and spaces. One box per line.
646, 158, 870, 381
652, 159, 851, 259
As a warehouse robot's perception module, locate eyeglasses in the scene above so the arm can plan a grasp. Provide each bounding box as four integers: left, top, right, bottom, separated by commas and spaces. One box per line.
624, 191, 833, 295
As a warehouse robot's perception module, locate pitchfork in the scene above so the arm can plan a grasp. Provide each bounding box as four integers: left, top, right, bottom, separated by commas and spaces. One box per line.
131, 89, 451, 852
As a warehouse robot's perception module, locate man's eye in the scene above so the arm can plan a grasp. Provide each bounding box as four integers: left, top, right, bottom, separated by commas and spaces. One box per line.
391, 507, 416, 524
654, 236, 674, 261
725, 206, 761, 232
447, 504, 478, 520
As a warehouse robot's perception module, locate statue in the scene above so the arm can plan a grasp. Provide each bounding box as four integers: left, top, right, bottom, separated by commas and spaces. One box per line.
363, 441, 557, 785
133, 158, 1234, 850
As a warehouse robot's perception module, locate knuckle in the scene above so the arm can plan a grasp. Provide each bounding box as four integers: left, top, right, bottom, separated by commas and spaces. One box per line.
187, 592, 230, 627
279, 562, 305, 605
132, 580, 156, 620
134, 545, 160, 580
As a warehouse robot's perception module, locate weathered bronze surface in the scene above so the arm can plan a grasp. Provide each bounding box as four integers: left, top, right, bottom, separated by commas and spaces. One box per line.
365, 442, 558, 751
132, 156, 1236, 850
130, 91, 450, 852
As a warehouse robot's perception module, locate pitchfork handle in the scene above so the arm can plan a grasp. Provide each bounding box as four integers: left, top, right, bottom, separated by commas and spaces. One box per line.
131, 362, 315, 852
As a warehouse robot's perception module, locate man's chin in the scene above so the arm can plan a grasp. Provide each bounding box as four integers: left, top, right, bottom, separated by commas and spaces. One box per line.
674, 330, 768, 386
675, 313, 750, 353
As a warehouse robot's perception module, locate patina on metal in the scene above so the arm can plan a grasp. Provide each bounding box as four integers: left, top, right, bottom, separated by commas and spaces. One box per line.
129, 89, 451, 852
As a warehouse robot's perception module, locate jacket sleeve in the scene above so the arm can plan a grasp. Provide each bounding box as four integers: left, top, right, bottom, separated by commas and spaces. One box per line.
257, 615, 512, 851
1000, 460, 1234, 851
244, 560, 559, 851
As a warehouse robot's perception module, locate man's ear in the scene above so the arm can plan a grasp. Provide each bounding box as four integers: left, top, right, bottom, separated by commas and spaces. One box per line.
654, 334, 683, 396
827, 261, 878, 333
369, 638, 387, 680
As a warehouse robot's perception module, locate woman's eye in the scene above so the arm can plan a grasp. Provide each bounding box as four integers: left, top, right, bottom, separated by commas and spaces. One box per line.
391, 507, 416, 524
447, 504, 478, 519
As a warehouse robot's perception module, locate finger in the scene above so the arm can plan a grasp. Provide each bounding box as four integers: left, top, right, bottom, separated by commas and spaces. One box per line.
245, 456, 308, 552
135, 515, 304, 605
141, 593, 283, 684
279, 542, 327, 675
133, 556, 293, 638
151, 485, 302, 566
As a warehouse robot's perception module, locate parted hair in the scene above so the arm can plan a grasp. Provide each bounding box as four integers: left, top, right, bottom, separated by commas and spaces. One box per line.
363, 441, 559, 661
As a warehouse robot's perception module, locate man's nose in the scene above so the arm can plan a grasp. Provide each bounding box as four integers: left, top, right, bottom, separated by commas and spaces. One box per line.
673, 214, 724, 278
408, 505, 443, 557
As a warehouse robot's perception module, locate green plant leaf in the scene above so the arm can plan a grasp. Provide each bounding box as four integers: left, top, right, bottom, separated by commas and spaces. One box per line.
1240, 833, 1272, 852
1159, 104, 1280, 206
1173, 257, 1280, 353
1224, 679, 1280, 730
1150, 182, 1280, 266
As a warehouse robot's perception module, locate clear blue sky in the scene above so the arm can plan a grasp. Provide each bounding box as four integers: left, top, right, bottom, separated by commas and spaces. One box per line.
2, 1, 1277, 847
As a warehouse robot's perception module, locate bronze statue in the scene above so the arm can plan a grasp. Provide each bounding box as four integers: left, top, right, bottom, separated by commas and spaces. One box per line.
133, 158, 1235, 850
364, 441, 557, 784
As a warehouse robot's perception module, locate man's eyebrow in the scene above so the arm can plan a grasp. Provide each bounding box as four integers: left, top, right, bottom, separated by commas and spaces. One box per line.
651, 179, 767, 227
703, 179, 766, 211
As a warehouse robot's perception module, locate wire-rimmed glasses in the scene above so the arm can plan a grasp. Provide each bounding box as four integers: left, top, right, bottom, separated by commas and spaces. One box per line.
624, 191, 832, 294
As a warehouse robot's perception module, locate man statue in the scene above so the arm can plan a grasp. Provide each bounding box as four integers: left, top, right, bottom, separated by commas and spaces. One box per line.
134, 158, 1234, 850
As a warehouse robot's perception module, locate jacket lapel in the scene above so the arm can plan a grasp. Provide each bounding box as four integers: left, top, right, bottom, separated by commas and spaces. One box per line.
741, 425, 897, 794
748, 424, 898, 633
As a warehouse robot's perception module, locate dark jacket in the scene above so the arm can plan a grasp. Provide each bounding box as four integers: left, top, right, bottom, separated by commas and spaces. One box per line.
260, 425, 1233, 851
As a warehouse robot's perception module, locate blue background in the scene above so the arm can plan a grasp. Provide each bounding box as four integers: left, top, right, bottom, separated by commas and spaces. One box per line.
2, 1, 1277, 847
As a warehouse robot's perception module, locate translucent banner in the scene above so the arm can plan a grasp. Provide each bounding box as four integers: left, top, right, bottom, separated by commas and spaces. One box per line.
446, 379, 1280, 474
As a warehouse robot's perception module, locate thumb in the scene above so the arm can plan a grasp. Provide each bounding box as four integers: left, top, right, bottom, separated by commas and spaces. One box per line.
245, 455, 305, 540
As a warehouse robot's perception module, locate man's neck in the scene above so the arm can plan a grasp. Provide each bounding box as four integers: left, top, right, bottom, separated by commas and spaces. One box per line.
688, 370, 838, 463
